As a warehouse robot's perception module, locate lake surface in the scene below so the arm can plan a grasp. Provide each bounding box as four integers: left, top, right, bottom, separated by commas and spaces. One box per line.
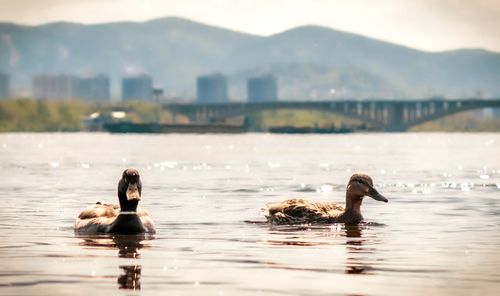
1, 133, 499, 295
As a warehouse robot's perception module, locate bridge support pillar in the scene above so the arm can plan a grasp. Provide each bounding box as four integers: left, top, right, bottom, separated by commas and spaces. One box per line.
384, 102, 406, 131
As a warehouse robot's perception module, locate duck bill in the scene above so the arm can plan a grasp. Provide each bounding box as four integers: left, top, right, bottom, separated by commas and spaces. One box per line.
126, 183, 141, 201
368, 187, 388, 203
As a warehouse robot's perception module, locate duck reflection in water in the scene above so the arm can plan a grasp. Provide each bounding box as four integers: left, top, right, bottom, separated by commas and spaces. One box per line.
118, 265, 141, 290
77, 234, 153, 290
344, 225, 369, 274
265, 224, 380, 275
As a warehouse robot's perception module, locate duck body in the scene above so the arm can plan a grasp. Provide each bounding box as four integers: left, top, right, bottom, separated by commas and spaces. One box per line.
264, 174, 388, 225
74, 169, 156, 234
75, 203, 155, 234
265, 198, 363, 225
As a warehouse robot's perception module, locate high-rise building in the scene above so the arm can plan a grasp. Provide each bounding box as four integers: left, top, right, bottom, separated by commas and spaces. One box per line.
0, 73, 8, 99
247, 75, 278, 102
77, 75, 110, 101
122, 75, 153, 101
33, 74, 79, 100
32, 74, 110, 101
196, 73, 228, 103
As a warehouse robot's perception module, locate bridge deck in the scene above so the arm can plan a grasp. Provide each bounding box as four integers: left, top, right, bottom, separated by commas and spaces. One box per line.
163, 99, 500, 131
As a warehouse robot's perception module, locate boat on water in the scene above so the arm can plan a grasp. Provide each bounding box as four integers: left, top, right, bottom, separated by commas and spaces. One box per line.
103, 122, 247, 134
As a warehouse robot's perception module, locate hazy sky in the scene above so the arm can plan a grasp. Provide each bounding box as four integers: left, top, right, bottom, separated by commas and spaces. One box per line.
1, 0, 499, 52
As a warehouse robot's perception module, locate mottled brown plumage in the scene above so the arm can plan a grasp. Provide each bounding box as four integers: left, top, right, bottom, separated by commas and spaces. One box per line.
264, 174, 388, 225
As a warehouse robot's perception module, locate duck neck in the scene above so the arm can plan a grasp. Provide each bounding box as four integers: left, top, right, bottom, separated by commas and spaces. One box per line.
340, 193, 364, 224
118, 193, 139, 212
345, 193, 363, 214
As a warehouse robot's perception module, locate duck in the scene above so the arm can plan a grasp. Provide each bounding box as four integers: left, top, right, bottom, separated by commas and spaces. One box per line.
263, 173, 388, 225
74, 168, 156, 234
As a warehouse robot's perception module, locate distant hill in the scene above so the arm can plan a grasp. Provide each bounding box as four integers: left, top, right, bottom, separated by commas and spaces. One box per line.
1, 17, 500, 100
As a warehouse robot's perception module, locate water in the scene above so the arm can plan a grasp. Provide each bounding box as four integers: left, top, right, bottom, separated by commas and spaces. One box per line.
1, 133, 499, 295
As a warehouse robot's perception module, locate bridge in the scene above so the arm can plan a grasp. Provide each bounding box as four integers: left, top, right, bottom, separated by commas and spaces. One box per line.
163, 98, 500, 131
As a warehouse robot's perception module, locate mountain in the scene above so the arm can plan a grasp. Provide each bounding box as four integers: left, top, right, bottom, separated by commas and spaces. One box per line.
1, 17, 499, 100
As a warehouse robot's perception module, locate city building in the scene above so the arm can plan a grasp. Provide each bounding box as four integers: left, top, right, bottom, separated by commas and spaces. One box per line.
196, 73, 228, 103
77, 75, 110, 101
122, 74, 153, 101
0, 73, 8, 99
33, 74, 79, 100
247, 74, 278, 102
32, 74, 110, 101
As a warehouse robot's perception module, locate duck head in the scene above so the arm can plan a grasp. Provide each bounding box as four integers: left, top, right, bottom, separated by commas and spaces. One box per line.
118, 168, 142, 212
345, 173, 388, 211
